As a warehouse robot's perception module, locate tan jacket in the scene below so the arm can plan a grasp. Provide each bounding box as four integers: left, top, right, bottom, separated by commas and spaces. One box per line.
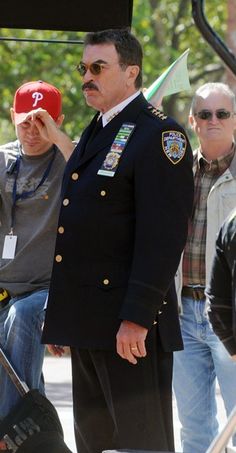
175, 146, 236, 309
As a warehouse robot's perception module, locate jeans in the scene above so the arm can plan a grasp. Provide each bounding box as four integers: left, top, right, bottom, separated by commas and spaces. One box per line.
173, 296, 236, 453
0, 289, 47, 418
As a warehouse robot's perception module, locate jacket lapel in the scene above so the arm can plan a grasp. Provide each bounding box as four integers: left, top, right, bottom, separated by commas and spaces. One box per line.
69, 93, 148, 173
78, 116, 121, 167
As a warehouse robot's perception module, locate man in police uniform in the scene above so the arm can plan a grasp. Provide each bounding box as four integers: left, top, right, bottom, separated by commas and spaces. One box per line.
42, 29, 194, 453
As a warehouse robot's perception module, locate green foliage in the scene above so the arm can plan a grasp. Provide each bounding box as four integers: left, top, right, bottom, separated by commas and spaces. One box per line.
0, 1, 228, 144
132, 0, 227, 137
0, 28, 93, 142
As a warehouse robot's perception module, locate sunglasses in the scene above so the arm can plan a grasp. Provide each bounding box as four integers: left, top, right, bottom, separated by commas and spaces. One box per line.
194, 109, 235, 120
76, 61, 124, 77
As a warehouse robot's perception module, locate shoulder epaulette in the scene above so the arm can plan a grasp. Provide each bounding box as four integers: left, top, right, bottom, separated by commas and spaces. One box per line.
147, 104, 168, 121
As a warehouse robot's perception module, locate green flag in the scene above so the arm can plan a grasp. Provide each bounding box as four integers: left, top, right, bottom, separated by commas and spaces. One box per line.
144, 49, 191, 107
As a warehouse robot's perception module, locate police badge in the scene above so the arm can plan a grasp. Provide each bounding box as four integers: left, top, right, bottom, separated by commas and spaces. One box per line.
98, 123, 136, 177
103, 152, 120, 171
162, 130, 187, 165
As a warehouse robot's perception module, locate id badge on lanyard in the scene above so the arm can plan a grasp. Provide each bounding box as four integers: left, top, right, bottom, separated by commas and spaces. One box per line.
2, 233, 17, 259
2, 149, 56, 260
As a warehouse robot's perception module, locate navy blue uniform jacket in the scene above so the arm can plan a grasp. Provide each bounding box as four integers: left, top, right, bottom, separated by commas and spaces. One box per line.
42, 94, 194, 351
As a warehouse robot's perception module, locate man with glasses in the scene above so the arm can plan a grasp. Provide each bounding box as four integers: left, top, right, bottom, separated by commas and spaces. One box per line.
42, 29, 194, 453
174, 82, 236, 453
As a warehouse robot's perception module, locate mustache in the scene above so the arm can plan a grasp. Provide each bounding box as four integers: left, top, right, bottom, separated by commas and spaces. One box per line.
82, 82, 99, 91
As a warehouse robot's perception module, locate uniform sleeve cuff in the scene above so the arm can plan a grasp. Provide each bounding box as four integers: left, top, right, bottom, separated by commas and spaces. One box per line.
119, 281, 164, 329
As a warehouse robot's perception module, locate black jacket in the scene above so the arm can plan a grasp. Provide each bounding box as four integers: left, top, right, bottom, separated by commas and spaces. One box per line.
42, 94, 194, 351
207, 209, 236, 355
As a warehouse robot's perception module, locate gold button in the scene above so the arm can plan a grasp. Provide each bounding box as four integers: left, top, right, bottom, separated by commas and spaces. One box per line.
55, 255, 62, 263
163, 301, 167, 305
71, 172, 79, 181
158, 310, 162, 315
103, 279, 109, 285
100, 190, 106, 197
63, 198, 69, 206
58, 226, 64, 234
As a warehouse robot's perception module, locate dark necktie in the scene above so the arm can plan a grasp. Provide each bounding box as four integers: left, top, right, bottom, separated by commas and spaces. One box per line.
81, 116, 103, 159
89, 116, 103, 142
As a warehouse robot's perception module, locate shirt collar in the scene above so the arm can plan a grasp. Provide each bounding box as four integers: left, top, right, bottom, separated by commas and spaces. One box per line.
101, 91, 141, 127
197, 143, 236, 175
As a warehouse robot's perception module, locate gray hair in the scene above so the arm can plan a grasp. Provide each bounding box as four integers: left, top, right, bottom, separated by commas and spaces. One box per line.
190, 82, 236, 114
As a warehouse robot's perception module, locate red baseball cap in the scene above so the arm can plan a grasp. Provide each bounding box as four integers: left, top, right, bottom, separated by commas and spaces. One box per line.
13, 80, 62, 125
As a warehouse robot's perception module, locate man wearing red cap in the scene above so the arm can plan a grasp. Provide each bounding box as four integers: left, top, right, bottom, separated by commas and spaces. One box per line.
0, 80, 74, 433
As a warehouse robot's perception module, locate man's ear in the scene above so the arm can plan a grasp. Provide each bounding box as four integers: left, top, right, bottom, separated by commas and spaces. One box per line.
126, 65, 140, 87
10, 108, 15, 124
189, 114, 195, 129
233, 113, 236, 130
56, 114, 65, 127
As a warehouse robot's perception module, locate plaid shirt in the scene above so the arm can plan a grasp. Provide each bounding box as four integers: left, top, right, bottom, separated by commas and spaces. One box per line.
182, 146, 235, 287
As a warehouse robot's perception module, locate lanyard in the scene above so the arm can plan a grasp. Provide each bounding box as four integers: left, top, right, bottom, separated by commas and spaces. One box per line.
10, 148, 56, 233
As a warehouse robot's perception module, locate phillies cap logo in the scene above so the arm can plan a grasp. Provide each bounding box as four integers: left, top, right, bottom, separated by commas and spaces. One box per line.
32, 92, 44, 107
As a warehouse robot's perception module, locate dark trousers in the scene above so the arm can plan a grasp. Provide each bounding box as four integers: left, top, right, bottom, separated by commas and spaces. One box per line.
70, 329, 174, 453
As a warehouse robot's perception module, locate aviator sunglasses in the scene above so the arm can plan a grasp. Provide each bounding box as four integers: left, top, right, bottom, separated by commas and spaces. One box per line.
194, 109, 235, 120
76, 61, 125, 77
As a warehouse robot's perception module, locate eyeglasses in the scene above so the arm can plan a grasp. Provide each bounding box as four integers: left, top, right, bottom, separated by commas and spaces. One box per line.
194, 109, 235, 120
76, 61, 125, 77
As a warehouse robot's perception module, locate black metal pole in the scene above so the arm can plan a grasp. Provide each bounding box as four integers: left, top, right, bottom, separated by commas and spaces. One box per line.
192, 0, 236, 77
0, 36, 83, 45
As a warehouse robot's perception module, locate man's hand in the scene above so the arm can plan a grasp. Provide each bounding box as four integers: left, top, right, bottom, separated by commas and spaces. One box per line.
47, 344, 68, 357
116, 320, 148, 365
23, 108, 60, 140
23, 108, 75, 161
